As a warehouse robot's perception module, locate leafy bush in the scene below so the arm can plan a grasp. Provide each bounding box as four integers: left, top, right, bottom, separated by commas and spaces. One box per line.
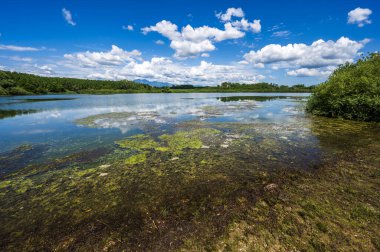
306, 53, 380, 122
8, 86, 33, 95
0, 86, 8, 95
0, 79, 16, 89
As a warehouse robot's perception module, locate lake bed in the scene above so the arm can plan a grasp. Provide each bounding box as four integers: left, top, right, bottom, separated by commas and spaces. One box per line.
0, 93, 379, 251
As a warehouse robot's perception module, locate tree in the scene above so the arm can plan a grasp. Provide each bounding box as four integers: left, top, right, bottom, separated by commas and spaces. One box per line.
306, 53, 380, 122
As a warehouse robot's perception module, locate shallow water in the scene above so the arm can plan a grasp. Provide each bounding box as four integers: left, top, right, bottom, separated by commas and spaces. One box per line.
0, 93, 379, 250
0, 93, 307, 155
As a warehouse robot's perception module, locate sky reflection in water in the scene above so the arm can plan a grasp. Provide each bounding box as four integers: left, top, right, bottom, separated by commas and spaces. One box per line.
0, 93, 309, 156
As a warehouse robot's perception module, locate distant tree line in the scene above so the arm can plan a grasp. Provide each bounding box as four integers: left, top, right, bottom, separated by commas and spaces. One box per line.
0, 71, 154, 95
170, 85, 201, 89
168, 83, 314, 92
216, 82, 314, 92
0, 70, 314, 96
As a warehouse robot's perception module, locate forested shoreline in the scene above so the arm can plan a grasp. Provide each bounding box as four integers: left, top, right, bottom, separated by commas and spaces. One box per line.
0, 70, 314, 95
0, 71, 154, 95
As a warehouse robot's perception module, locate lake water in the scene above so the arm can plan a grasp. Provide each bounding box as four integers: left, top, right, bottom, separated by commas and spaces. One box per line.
0, 93, 307, 156
0, 93, 379, 250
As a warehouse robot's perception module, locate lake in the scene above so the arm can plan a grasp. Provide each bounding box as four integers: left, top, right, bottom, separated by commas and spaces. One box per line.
0, 93, 379, 250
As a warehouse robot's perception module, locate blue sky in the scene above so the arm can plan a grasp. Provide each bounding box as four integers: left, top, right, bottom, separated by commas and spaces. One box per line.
0, 0, 378, 86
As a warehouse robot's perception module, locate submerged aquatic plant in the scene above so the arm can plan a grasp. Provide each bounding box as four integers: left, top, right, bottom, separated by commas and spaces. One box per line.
116, 128, 222, 162
116, 134, 160, 150
159, 128, 220, 155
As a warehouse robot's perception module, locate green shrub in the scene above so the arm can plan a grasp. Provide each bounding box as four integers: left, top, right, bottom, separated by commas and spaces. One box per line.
8, 86, 33, 95
0, 86, 8, 95
0, 71, 10, 80
0, 79, 16, 89
306, 53, 380, 122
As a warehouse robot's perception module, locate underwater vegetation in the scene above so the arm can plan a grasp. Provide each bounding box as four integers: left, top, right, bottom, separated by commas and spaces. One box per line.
0, 144, 49, 178
0, 111, 379, 251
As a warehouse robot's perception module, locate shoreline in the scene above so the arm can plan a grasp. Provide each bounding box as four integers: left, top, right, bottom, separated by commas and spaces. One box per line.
0, 90, 313, 96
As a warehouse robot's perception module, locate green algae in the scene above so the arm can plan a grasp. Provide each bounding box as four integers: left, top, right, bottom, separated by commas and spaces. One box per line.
0, 114, 379, 251
116, 128, 221, 161
74, 167, 98, 177
160, 132, 203, 153
159, 128, 220, 155
14, 178, 34, 194
116, 134, 160, 150
0, 180, 11, 189
125, 152, 147, 164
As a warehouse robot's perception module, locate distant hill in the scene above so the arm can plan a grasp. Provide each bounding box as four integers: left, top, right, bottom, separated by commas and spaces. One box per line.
134, 79, 173, 87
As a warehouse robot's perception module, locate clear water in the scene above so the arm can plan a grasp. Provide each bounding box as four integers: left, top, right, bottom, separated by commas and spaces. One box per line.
0, 93, 308, 154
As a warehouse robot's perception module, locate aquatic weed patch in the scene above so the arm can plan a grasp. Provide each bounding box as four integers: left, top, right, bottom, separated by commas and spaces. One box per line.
116, 128, 222, 160
0, 144, 49, 178
0, 115, 379, 251
211, 148, 380, 251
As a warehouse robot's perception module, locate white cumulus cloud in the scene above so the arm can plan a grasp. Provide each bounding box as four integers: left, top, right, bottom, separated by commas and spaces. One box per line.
348, 7, 372, 27
232, 19, 261, 33
244, 37, 368, 77
142, 20, 244, 58
170, 39, 216, 58
62, 47, 265, 85
62, 8, 76, 26
216, 7, 245, 22
217, 7, 261, 33
287, 67, 333, 77
142, 8, 260, 58
244, 37, 368, 69
64, 45, 141, 67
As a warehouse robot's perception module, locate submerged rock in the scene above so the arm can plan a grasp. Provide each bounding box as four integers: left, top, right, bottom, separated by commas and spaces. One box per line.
264, 183, 278, 192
